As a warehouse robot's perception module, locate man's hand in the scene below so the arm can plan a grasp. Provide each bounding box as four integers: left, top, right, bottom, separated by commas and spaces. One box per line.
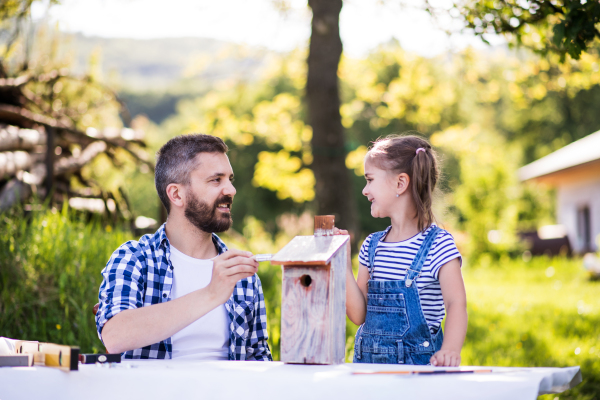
207, 249, 258, 305
430, 349, 461, 367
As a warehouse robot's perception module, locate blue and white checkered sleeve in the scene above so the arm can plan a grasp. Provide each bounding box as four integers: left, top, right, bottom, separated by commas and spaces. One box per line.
95, 241, 146, 343
246, 274, 273, 361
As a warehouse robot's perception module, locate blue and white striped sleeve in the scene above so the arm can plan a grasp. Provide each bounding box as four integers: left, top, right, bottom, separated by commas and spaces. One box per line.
95, 241, 146, 342
357, 234, 373, 270
429, 230, 462, 280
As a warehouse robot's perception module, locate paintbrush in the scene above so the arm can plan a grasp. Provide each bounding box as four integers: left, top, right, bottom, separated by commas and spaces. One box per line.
352, 369, 493, 375
252, 254, 273, 262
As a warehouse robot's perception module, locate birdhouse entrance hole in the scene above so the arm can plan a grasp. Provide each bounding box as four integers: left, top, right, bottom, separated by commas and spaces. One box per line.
300, 274, 312, 287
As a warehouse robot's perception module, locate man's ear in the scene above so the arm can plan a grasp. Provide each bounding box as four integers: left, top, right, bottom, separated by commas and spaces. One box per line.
396, 173, 410, 196
166, 183, 186, 210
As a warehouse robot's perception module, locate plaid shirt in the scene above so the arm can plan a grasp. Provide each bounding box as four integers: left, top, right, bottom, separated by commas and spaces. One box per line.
95, 223, 272, 361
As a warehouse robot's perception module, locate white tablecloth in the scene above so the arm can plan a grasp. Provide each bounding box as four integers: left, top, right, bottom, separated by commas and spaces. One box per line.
0, 360, 581, 400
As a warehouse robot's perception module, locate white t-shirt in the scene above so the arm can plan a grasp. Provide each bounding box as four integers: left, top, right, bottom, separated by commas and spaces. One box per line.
169, 245, 229, 360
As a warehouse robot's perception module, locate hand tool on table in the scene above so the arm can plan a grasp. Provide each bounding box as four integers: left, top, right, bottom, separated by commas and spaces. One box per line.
79, 353, 121, 364
2, 340, 80, 371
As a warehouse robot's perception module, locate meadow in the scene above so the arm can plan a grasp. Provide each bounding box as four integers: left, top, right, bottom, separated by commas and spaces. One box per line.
0, 208, 598, 399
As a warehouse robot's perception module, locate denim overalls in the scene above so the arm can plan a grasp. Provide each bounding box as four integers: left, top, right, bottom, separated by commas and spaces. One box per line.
353, 226, 444, 365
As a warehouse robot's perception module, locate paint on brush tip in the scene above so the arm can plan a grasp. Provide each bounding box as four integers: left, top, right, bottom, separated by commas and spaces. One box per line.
253, 254, 273, 262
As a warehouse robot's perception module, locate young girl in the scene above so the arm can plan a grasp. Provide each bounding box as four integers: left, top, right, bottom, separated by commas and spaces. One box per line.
339, 134, 467, 367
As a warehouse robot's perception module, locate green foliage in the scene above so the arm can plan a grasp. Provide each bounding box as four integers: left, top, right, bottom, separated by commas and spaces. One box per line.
455, 0, 600, 60
0, 0, 59, 49
0, 206, 129, 353
432, 125, 523, 258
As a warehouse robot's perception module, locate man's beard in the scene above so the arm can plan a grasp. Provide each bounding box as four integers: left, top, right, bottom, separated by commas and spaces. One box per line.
184, 191, 233, 233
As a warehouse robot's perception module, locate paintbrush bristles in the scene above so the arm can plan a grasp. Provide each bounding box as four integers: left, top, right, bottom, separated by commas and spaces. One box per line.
314, 215, 335, 236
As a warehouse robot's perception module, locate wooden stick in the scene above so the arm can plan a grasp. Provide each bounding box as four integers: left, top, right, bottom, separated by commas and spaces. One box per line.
352, 369, 493, 375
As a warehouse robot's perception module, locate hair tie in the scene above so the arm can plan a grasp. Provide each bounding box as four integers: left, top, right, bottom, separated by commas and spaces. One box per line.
416, 148, 426, 155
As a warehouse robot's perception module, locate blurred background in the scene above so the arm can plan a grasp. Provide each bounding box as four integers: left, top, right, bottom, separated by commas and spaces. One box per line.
1, 1, 599, 398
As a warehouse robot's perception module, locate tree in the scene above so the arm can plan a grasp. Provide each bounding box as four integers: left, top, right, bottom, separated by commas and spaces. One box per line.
306, 0, 359, 241
454, 0, 600, 60
0, 0, 152, 217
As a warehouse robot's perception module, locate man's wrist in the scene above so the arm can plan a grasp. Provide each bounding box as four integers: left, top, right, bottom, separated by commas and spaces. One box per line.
198, 285, 225, 309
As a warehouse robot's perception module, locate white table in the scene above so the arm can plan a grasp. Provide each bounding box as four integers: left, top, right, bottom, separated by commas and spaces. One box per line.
0, 360, 581, 400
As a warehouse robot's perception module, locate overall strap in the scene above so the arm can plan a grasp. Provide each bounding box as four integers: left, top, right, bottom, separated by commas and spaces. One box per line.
367, 230, 387, 280
405, 226, 440, 287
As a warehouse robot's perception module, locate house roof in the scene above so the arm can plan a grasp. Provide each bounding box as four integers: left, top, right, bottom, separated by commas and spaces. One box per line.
519, 129, 600, 181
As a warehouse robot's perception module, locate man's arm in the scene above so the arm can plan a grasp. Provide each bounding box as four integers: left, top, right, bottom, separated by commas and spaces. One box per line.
245, 275, 272, 361
101, 249, 258, 354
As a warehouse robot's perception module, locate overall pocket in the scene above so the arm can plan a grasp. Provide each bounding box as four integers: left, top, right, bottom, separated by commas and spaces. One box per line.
363, 293, 410, 337
354, 332, 405, 364
404, 349, 435, 366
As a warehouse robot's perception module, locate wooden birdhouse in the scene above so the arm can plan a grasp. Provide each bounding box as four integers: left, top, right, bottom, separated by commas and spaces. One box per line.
271, 216, 350, 364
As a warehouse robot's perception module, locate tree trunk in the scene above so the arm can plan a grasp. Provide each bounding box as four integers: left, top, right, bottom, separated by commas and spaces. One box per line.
306, 0, 359, 243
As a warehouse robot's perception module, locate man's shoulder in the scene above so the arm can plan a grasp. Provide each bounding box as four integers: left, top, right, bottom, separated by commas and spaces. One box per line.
107, 225, 167, 267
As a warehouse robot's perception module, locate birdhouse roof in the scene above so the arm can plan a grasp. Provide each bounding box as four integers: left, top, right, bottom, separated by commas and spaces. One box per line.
270, 235, 350, 266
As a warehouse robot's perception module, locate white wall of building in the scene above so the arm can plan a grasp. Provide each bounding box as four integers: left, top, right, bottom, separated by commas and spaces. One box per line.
557, 176, 600, 253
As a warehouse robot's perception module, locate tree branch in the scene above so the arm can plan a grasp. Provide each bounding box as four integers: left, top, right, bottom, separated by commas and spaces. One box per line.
54, 141, 107, 176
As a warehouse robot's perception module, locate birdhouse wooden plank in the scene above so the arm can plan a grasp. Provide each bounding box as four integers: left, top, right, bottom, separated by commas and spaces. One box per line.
271, 217, 350, 365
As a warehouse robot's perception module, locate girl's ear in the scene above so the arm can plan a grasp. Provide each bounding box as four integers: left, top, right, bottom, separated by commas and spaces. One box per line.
396, 172, 410, 196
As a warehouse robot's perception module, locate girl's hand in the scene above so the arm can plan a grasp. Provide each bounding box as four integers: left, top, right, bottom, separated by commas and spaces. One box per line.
333, 227, 349, 235
430, 349, 461, 367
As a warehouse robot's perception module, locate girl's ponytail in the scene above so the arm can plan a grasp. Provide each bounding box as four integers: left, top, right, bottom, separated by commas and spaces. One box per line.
410, 144, 437, 232
367, 134, 439, 232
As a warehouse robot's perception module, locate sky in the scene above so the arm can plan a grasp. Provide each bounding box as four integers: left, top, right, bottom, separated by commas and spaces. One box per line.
31, 0, 505, 58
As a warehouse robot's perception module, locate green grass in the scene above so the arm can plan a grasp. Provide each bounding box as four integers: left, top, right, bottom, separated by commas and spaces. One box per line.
462, 256, 600, 400
0, 206, 129, 353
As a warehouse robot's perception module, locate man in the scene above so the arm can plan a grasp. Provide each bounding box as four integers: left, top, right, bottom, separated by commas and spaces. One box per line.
95, 134, 272, 361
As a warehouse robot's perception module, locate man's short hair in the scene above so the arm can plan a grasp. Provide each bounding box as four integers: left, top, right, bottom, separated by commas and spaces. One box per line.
155, 134, 228, 213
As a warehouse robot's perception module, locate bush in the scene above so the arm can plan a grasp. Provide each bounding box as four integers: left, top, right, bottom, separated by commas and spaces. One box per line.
0, 206, 129, 353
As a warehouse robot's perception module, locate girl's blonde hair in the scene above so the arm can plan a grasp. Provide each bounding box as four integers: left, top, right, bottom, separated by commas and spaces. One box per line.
367, 134, 439, 232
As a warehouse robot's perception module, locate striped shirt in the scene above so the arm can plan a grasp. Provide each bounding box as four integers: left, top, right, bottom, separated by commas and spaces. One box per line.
358, 225, 462, 332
